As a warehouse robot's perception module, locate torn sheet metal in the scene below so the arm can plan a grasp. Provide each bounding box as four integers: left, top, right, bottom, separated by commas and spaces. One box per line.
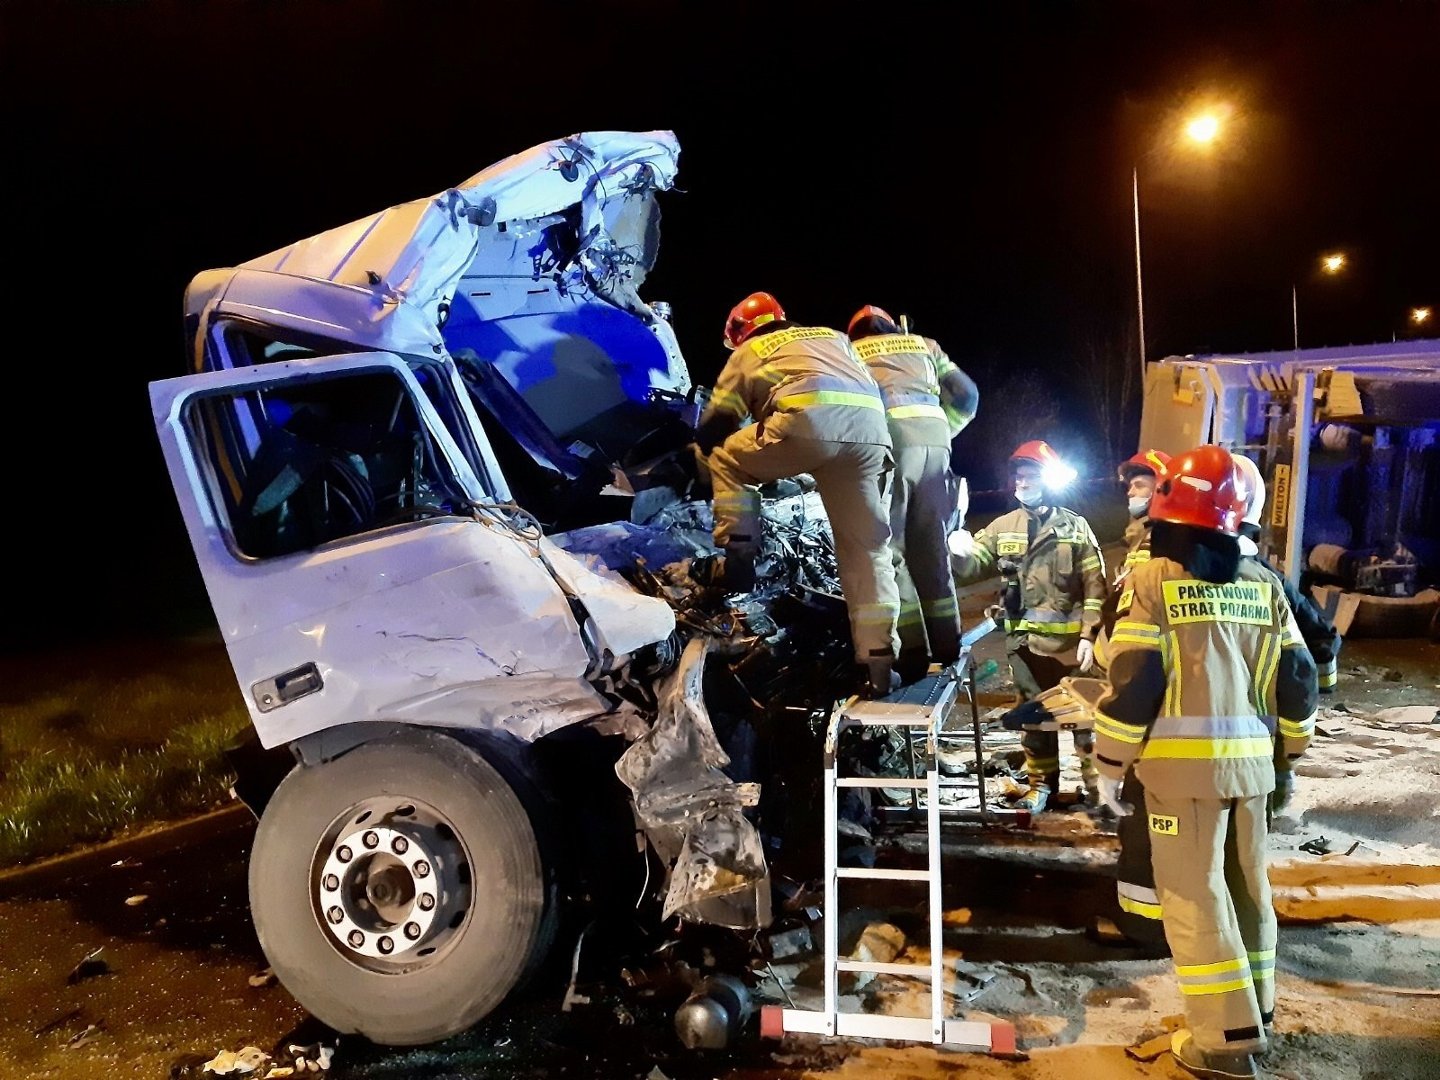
186, 132, 681, 359
614, 638, 771, 930
538, 536, 677, 660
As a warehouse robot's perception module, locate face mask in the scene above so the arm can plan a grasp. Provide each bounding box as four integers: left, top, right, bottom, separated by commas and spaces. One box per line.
1128, 496, 1151, 519
1015, 486, 1043, 507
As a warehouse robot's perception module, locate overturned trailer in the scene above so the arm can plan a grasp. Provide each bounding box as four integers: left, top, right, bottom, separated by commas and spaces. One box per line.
152, 131, 861, 1045
1139, 343, 1440, 635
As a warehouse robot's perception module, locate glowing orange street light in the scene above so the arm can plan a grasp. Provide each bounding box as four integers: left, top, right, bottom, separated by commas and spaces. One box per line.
1321, 253, 1347, 275
1185, 113, 1222, 145
1413, 307, 1432, 326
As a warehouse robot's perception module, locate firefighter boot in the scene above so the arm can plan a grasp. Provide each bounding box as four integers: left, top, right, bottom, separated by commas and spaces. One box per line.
1171, 1031, 1257, 1080
1017, 783, 1049, 814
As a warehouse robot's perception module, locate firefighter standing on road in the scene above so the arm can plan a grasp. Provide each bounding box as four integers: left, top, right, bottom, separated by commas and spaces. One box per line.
847, 305, 979, 680
694, 291, 901, 695
1092, 444, 1319, 1080
1232, 453, 1342, 698
949, 440, 1107, 812
1091, 448, 1172, 951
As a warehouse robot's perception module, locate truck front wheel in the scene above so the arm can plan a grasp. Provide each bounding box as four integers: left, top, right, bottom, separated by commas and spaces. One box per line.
249, 731, 551, 1045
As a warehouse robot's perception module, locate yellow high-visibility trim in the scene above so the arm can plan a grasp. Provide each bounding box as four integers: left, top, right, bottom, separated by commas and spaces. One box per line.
1079, 557, 1103, 572
774, 390, 884, 411
1118, 895, 1164, 919
1111, 632, 1162, 648
1278, 718, 1314, 738
1248, 949, 1276, 961
921, 597, 958, 616
1010, 619, 1082, 635
1180, 977, 1254, 997
1252, 632, 1277, 716
1083, 598, 1104, 610
1251, 969, 1274, 982
1095, 713, 1146, 744
887, 402, 948, 421
1318, 666, 1338, 688
1143, 737, 1273, 759
708, 388, 746, 415
1114, 620, 1160, 637
1176, 957, 1250, 978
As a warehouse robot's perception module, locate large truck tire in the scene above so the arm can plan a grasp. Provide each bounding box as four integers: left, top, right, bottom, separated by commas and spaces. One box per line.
249, 730, 552, 1045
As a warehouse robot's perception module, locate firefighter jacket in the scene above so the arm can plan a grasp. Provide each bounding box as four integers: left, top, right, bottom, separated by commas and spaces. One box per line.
1248, 556, 1342, 693
1093, 556, 1320, 799
695, 324, 890, 453
1102, 517, 1153, 636
850, 333, 979, 449
953, 506, 1107, 652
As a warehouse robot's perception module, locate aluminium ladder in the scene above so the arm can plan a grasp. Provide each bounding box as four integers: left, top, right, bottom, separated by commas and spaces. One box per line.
760, 650, 1018, 1054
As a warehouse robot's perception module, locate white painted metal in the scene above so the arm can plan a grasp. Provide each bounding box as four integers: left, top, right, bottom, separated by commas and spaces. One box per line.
1284, 369, 1316, 587
774, 660, 1013, 1052
835, 867, 930, 881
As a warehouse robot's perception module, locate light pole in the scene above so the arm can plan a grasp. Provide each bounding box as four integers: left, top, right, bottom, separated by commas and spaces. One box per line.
1133, 108, 1225, 381
1293, 252, 1347, 349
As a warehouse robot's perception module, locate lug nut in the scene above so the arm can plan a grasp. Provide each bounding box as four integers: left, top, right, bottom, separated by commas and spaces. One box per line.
362, 831, 380, 849
337, 845, 353, 863
327, 906, 344, 924
323, 874, 339, 891
417, 893, 435, 911
378, 936, 395, 955
391, 836, 409, 855
348, 930, 365, 948
404, 922, 422, 940
413, 860, 431, 878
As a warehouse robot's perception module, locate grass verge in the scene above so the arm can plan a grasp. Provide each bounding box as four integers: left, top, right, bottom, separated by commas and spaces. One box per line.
0, 636, 247, 868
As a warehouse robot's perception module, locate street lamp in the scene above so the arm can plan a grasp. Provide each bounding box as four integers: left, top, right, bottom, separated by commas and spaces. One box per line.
1412, 306, 1431, 326
1293, 251, 1348, 349
1133, 106, 1229, 379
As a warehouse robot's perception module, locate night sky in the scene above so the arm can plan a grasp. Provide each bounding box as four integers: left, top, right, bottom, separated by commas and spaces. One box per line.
6, 0, 1440, 647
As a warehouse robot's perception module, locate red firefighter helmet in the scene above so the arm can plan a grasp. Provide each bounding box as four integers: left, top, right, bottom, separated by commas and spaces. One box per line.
1148, 444, 1249, 535
847, 304, 896, 338
723, 291, 785, 349
1009, 440, 1064, 471
1009, 440, 1076, 489
1117, 448, 1172, 483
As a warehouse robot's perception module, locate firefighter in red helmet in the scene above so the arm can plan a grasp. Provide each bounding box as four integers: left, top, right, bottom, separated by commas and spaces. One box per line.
1092, 444, 1318, 1080
695, 291, 900, 695
950, 440, 1106, 812
846, 304, 978, 679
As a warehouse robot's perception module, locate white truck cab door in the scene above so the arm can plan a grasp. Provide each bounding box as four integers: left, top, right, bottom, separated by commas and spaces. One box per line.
150, 352, 606, 749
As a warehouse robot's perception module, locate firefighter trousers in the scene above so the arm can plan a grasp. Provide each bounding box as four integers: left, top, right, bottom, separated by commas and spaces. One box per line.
1010, 642, 1097, 796
709, 431, 900, 666
890, 445, 961, 669
1113, 767, 1169, 949
1146, 791, 1275, 1056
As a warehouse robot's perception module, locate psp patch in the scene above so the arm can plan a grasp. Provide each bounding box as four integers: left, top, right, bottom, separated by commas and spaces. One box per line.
1149, 813, 1179, 837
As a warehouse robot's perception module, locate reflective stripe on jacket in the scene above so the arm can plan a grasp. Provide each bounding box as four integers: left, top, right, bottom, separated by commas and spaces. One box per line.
852, 333, 979, 448
1246, 556, 1342, 695
1093, 556, 1319, 799
952, 505, 1107, 651
697, 324, 891, 449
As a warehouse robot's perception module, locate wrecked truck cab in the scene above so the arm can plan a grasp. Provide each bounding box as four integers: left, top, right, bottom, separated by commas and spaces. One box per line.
183, 129, 699, 532
153, 132, 782, 1046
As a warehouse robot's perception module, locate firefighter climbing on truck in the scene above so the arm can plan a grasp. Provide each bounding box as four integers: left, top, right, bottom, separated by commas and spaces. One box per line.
692, 290, 901, 696
846, 304, 979, 682
948, 440, 1107, 812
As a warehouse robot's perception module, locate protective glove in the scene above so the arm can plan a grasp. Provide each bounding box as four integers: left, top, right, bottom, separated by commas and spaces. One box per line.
1270, 770, 1296, 815
1076, 638, 1096, 674
1096, 773, 1132, 817
948, 528, 977, 559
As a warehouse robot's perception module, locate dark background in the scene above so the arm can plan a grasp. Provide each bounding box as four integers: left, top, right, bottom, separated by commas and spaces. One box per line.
5, 0, 1439, 647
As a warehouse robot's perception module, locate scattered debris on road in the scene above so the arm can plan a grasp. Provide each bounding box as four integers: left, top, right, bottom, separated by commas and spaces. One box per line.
66, 947, 109, 985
